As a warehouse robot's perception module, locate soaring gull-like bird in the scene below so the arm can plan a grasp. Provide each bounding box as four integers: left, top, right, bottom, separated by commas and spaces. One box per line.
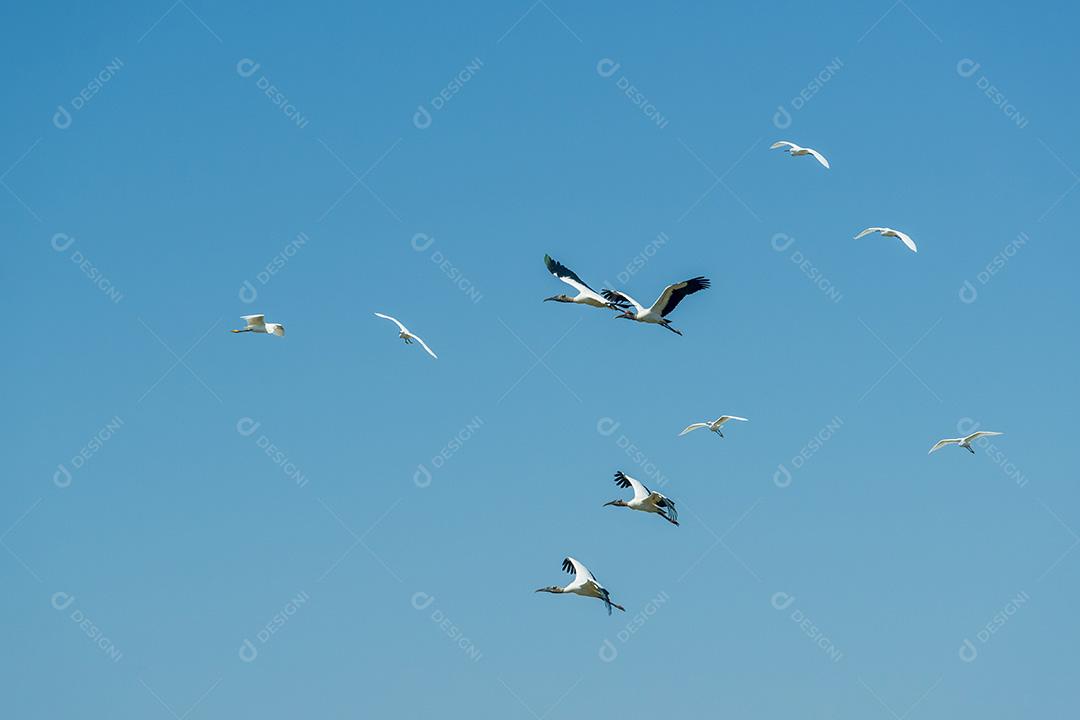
535, 557, 625, 615
374, 313, 437, 359
679, 415, 749, 438
770, 140, 830, 169
543, 255, 626, 310
854, 226, 918, 253
602, 277, 710, 336
603, 471, 678, 526
231, 314, 285, 337
928, 431, 1003, 455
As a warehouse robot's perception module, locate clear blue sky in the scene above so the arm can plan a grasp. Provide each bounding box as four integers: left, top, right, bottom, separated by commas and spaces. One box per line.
3, 1, 1078, 717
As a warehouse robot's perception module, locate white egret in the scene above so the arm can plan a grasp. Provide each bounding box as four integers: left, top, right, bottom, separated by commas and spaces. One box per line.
602, 277, 710, 336
603, 471, 678, 526
535, 557, 625, 614
231, 314, 285, 337
929, 431, 1003, 455
374, 313, 437, 359
854, 226, 918, 253
679, 415, 749, 438
770, 140, 830, 169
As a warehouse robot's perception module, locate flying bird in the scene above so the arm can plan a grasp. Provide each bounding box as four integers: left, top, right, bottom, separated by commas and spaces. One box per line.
535, 557, 625, 615
603, 471, 678, 526
854, 227, 918, 253
770, 140, 830, 169
374, 313, 437, 359
543, 255, 626, 310
928, 431, 1003, 455
679, 415, 749, 438
231, 314, 285, 337
602, 277, 710, 336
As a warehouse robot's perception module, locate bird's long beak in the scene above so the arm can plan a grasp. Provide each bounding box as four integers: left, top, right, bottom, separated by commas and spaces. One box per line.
543, 295, 558, 302
534, 587, 551, 593
230, 329, 241, 333
602, 501, 617, 507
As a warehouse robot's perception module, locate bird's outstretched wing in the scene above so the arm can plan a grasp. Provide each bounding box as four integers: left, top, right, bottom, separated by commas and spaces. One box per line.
770, 141, 797, 150
928, 438, 960, 454
965, 431, 1002, 442
545, 255, 596, 294
241, 314, 266, 329
718, 415, 749, 423
613, 471, 649, 502
563, 556, 596, 584
893, 230, 918, 253
807, 148, 830, 169
650, 492, 677, 523
374, 312, 408, 333
854, 227, 885, 240
601, 289, 643, 313
679, 423, 711, 436
413, 334, 438, 359
652, 277, 710, 317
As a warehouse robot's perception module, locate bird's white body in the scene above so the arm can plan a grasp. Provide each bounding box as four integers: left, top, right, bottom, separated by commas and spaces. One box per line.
679, 415, 749, 438
928, 431, 1003, 454
770, 140, 830, 169
603, 277, 710, 335
854, 226, 918, 253
232, 314, 285, 336
374, 313, 437, 359
536, 557, 624, 614
604, 471, 678, 525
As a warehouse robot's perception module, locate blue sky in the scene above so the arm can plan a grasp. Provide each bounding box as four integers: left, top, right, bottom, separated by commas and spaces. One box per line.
3, 1, 1078, 717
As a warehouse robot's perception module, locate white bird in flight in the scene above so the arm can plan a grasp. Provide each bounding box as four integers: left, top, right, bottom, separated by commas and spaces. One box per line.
231, 314, 285, 337
535, 557, 625, 614
854, 226, 918, 253
679, 415, 749, 438
374, 313, 437, 359
770, 140, 830, 169
603, 471, 678, 526
602, 277, 710, 336
543, 255, 627, 311
928, 431, 1003, 455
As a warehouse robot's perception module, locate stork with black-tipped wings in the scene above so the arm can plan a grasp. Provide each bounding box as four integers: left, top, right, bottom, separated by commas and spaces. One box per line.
602, 276, 710, 335
603, 471, 678, 526
535, 556, 625, 614
543, 255, 627, 311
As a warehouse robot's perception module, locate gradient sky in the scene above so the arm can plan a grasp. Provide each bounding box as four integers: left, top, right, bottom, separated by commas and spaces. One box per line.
3, 1, 1078, 717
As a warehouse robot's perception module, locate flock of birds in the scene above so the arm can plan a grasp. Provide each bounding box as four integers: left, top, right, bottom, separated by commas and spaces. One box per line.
231, 138, 1002, 615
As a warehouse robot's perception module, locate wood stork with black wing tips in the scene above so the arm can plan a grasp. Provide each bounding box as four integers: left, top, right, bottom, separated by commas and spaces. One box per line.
603, 471, 678, 526
535, 557, 625, 614
680, 415, 749, 439
374, 313, 437, 359
543, 255, 626, 310
231, 314, 285, 337
770, 140, 830, 169
928, 431, 1003, 455
602, 276, 710, 335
